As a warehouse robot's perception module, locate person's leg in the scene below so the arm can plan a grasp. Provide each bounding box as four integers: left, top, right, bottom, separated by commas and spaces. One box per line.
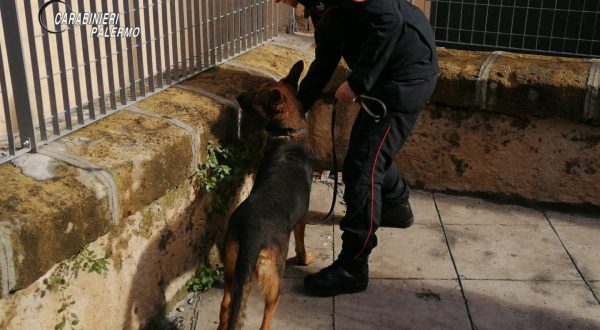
304, 109, 382, 296
380, 162, 414, 228
305, 103, 410, 296
382, 162, 405, 201
341, 76, 438, 248
339, 111, 392, 258
378, 77, 438, 228
304, 76, 437, 296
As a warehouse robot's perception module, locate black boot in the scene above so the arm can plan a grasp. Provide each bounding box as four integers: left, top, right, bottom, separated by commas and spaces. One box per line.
304, 254, 369, 296
380, 200, 414, 228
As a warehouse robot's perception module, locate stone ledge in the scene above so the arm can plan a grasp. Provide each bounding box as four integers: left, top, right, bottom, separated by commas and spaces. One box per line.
435, 48, 600, 125
0, 60, 270, 328
0, 82, 242, 289
0, 154, 113, 294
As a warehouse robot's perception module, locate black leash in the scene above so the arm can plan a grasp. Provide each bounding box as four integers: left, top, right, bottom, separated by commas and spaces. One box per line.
320, 99, 339, 222
319, 95, 387, 222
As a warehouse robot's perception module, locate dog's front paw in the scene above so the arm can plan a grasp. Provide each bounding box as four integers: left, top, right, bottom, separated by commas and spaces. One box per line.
297, 252, 314, 266
287, 252, 314, 266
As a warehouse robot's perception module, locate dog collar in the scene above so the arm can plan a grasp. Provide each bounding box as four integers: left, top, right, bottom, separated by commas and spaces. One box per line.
266, 127, 306, 138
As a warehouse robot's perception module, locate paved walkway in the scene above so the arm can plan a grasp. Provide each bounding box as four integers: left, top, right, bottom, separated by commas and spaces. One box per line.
171, 181, 600, 329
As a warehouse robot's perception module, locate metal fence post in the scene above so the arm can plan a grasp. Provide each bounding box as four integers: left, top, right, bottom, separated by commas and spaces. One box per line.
0, 0, 36, 152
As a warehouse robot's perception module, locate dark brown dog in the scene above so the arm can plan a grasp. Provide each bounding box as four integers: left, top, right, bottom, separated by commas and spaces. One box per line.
218, 60, 313, 330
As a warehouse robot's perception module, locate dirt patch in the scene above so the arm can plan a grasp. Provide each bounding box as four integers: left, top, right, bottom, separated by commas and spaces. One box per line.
450, 155, 470, 176
416, 289, 442, 301
570, 134, 600, 149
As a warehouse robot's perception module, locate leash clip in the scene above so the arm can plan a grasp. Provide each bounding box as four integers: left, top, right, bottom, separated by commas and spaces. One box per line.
356, 95, 387, 122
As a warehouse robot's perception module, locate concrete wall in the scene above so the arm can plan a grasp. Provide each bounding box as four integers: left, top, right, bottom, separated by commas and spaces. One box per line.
0, 62, 267, 328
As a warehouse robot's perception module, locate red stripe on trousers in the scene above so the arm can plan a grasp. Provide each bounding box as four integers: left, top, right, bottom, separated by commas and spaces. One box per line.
354, 125, 391, 260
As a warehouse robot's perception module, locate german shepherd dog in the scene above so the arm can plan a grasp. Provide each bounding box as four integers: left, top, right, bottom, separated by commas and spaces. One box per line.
218, 61, 313, 330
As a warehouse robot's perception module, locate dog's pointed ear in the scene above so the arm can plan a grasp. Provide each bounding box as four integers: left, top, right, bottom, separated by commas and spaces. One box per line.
281, 60, 304, 90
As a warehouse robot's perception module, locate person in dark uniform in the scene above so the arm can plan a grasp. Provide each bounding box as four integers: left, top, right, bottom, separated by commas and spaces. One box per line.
275, 0, 440, 296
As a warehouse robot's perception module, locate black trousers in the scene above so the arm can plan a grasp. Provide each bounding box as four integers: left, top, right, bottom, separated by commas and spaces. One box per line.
340, 75, 438, 259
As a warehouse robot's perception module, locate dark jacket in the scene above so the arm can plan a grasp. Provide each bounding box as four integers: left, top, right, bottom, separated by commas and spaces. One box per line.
297, 0, 440, 110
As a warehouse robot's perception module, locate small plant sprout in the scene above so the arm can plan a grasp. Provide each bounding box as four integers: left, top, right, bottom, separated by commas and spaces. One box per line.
186, 266, 223, 292
44, 244, 111, 330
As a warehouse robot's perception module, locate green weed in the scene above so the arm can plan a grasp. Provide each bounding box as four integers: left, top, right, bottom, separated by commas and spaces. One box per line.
186, 266, 223, 292
196, 133, 263, 214
44, 245, 111, 330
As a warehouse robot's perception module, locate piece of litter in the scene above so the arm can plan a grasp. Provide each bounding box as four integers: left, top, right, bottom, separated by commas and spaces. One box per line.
176, 306, 185, 312
320, 170, 331, 182
187, 298, 195, 304
319, 170, 342, 184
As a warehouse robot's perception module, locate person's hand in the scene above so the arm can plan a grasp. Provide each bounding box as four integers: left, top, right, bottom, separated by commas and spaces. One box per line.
274, 0, 299, 7
335, 81, 357, 103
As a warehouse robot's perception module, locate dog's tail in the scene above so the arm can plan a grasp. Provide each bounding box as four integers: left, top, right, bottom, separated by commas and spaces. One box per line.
227, 240, 262, 330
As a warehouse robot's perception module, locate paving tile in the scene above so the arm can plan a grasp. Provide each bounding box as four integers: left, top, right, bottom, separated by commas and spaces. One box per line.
553, 225, 600, 280
285, 224, 334, 279
445, 225, 579, 280
335, 279, 470, 330
591, 282, 600, 299
463, 280, 600, 329
410, 190, 440, 225
435, 193, 546, 225
307, 181, 346, 224
191, 284, 229, 329
308, 184, 436, 226
194, 278, 333, 329
334, 225, 456, 279
546, 211, 600, 227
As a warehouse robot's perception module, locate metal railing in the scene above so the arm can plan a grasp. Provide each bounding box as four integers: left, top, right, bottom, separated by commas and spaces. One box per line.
0, 0, 278, 165
430, 0, 600, 58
